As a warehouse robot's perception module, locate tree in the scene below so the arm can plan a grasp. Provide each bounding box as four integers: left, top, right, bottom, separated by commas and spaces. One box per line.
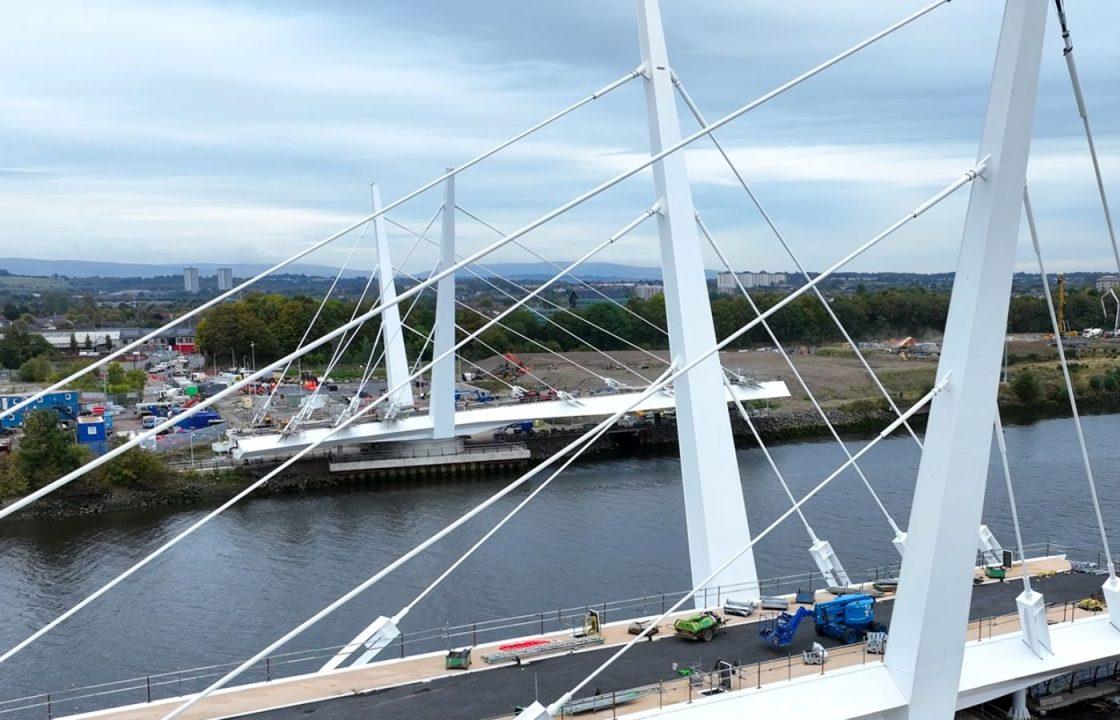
0, 455, 28, 498
83, 335, 92, 351
104, 334, 113, 351
18, 355, 52, 382
1009, 369, 1042, 404
91, 443, 173, 490
196, 304, 278, 364
15, 410, 88, 490
69, 332, 79, 354
0, 322, 54, 369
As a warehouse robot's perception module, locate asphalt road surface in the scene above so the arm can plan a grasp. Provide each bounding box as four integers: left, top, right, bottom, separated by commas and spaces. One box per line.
243, 573, 1105, 720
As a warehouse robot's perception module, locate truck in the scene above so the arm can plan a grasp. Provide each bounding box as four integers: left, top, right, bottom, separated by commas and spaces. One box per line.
813, 593, 881, 645
673, 611, 726, 642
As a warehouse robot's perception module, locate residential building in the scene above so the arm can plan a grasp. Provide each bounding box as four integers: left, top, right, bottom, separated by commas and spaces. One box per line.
216, 267, 234, 291
1096, 274, 1119, 292
716, 271, 788, 294
183, 267, 200, 293
634, 283, 663, 300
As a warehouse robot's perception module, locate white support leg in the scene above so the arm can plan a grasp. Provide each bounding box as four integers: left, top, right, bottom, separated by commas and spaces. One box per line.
319, 615, 401, 672
636, 0, 759, 603
372, 185, 415, 410
978, 524, 1005, 566
884, 2, 1047, 717
809, 539, 852, 589
1016, 588, 1053, 658
432, 170, 457, 439
892, 531, 908, 558
1008, 687, 1031, 720
1103, 575, 1120, 631
513, 702, 551, 720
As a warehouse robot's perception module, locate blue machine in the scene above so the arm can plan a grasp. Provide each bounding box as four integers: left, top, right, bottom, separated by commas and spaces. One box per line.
171, 410, 222, 431
1, 391, 81, 429
758, 606, 813, 648
814, 594, 879, 645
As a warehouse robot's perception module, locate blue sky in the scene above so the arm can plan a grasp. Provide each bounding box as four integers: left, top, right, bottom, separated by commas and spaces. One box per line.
1, 0, 1118, 274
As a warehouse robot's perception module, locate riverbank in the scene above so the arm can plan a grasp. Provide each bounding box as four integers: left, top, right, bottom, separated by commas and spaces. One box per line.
6, 392, 1116, 521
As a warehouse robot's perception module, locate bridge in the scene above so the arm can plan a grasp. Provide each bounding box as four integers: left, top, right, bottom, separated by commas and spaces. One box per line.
2, 1, 1119, 719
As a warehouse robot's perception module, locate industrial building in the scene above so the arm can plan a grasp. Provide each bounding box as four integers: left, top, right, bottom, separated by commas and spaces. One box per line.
1096, 274, 1119, 292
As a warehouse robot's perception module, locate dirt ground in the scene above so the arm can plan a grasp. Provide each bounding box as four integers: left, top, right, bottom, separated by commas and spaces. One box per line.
472, 348, 939, 411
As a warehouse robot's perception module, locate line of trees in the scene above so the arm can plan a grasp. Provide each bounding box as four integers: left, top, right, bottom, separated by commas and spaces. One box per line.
194, 287, 964, 366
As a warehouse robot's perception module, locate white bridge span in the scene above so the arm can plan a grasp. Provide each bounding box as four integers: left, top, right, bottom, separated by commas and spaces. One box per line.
2, 0, 1120, 719
230, 381, 790, 460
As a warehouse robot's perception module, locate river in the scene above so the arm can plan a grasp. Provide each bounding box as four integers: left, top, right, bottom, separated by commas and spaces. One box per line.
1, 413, 1118, 712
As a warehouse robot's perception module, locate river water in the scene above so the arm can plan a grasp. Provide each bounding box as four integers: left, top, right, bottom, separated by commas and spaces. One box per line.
1, 414, 1118, 710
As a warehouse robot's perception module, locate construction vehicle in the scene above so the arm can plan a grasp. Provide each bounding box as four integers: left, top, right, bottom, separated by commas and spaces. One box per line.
1056, 274, 1080, 337
492, 421, 535, 441
814, 593, 881, 645
673, 611, 726, 642
497, 352, 530, 379
758, 606, 813, 648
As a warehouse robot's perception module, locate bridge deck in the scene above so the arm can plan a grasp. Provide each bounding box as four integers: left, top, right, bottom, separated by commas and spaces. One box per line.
232, 382, 790, 460
58, 558, 1097, 720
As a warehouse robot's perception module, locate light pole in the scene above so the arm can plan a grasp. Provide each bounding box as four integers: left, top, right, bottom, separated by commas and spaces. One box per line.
189, 428, 195, 468
250, 341, 256, 373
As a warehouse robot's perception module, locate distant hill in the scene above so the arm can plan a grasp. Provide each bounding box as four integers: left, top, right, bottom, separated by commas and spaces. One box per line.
0, 257, 673, 281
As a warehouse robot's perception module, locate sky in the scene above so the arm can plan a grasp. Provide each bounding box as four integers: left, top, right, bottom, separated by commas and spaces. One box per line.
1, 0, 1119, 275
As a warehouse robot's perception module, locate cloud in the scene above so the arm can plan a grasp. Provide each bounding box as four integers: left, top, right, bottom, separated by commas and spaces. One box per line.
0, 0, 1118, 275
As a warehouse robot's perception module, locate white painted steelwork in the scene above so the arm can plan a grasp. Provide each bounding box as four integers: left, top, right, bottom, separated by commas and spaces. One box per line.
371, 185, 414, 410
432, 171, 457, 439
884, 3, 1049, 718
636, 0, 759, 603
231, 382, 789, 460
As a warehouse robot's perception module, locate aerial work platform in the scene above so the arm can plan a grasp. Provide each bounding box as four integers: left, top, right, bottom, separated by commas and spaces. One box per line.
50, 558, 1104, 720
231, 381, 789, 460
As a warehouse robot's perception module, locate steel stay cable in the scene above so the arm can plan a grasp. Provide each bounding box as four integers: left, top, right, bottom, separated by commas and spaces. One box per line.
0, 160, 981, 523
548, 374, 951, 714
386, 213, 658, 385
1024, 186, 1114, 575
0, 209, 640, 666
349, 234, 444, 414
455, 204, 670, 338
390, 363, 677, 623
157, 165, 976, 720
286, 224, 428, 430
673, 73, 924, 449
397, 321, 519, 392
993, 411, 1032, 593
0, 68, 644, 424
452, 207, 672, 367
723, 374, 817, 540
6, 0, 950, 510
1052, 0, 1120, 275
699, 214, 902, 534
255, 220, 372, 424
387, 210, 662, 389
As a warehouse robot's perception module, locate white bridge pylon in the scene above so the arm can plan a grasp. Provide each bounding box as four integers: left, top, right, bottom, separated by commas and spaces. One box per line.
230, 382, 790, 460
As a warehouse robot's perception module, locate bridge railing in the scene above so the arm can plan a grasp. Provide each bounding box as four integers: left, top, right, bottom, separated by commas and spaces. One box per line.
0, 540, 1104, 720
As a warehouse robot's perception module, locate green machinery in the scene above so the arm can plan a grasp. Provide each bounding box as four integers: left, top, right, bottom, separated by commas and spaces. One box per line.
673, 611, 726, 642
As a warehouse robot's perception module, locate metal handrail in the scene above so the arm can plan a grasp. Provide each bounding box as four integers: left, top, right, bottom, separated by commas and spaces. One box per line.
0, 540, 1100, 718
